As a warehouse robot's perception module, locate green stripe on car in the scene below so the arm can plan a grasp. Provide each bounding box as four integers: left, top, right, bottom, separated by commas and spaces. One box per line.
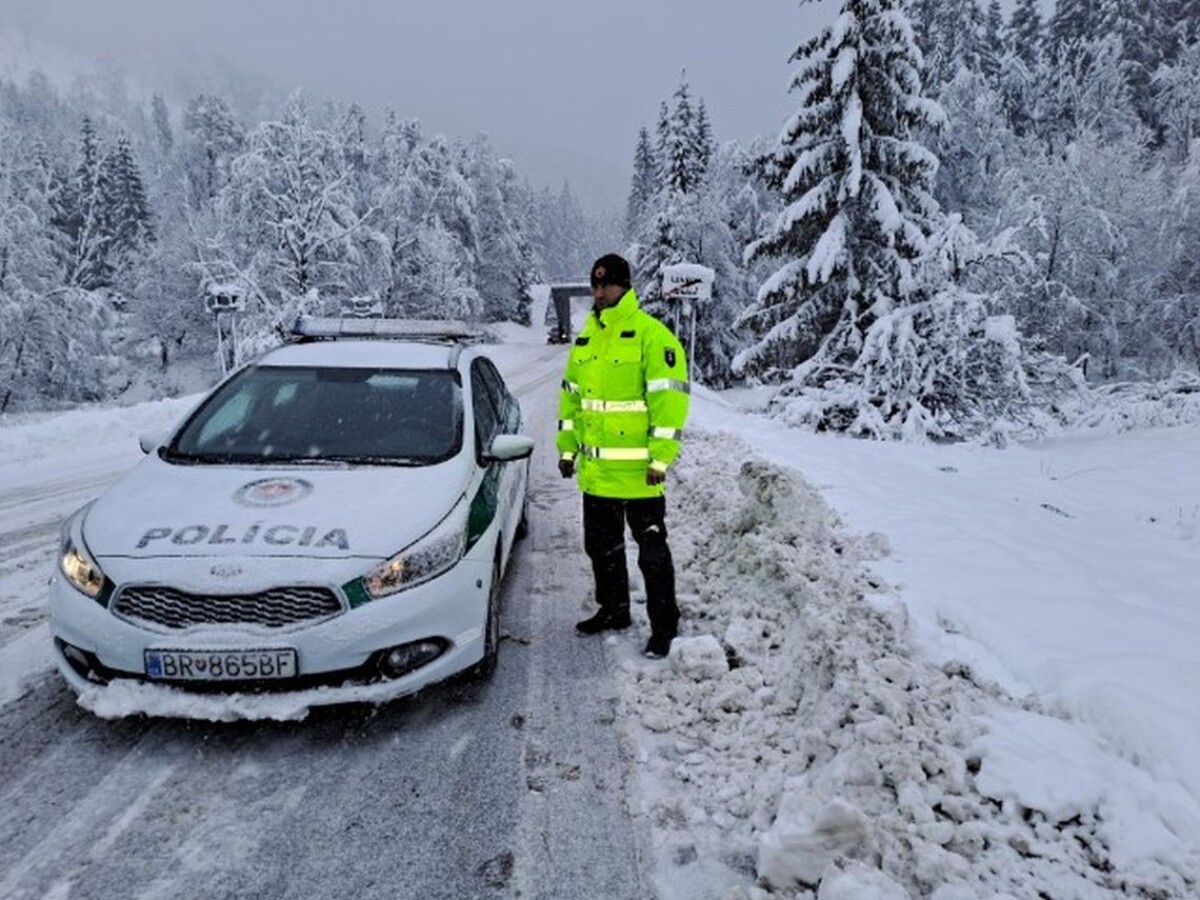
466, 464, 501, 551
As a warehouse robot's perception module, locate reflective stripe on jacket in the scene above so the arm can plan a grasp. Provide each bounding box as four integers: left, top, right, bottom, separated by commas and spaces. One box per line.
556, 288, 690, 499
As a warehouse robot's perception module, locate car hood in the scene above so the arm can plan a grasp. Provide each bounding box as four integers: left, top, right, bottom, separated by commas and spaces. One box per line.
83, 456, 470, 560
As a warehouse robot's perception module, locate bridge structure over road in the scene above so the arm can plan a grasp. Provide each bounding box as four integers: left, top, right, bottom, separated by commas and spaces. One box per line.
545, 281, 592, 343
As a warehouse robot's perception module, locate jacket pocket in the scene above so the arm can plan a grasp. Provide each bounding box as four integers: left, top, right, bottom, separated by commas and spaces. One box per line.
607, 342, 643, 395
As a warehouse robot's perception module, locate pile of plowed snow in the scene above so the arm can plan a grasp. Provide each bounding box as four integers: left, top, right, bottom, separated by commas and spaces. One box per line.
612, 427, 1197, 900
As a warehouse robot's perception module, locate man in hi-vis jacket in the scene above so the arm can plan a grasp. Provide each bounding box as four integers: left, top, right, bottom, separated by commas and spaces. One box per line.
556, 254, 690, 659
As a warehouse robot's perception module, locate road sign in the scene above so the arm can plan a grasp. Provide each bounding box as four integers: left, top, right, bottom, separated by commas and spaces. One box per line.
661, 263, 714, 304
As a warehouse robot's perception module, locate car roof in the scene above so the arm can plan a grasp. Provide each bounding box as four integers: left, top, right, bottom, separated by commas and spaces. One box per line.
255, 339, 468, 370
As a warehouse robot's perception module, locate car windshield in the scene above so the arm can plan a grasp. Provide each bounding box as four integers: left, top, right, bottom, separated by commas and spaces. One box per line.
166, 365, 463, 466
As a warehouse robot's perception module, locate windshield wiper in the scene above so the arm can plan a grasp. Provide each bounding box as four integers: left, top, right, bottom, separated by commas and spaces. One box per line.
160, 447, 243, 465
162, 448, 323, 466
162, 447, 426, 467
315, 454, 425, 467
248, 455, 350, 467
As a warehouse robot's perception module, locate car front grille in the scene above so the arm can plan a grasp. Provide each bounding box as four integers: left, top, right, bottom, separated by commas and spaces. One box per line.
112, 585, 344, 630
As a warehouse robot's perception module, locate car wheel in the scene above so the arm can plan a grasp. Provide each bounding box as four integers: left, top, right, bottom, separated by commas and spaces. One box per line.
470, 557, 502, 680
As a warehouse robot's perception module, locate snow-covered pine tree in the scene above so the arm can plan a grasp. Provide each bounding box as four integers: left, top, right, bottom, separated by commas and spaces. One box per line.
1153, 39, 1200, 164
908, 0, 986, 90
182, 94, 244, 207
695, 101, 715, 175
1047, 0, 1101, 64
371, 120, 481, 318
403, 222, 482, 321
653, 100, 670, 177
929, 68, 1015, 229
422, 137, 481, 283
1156, 0, 1200, 60
628, 99, 677, 293
463, 142, 507, 316
1121, 0, 1198, 137
663, 76, 700, 195
635, 75, 708, 319
532, 180, 588, 280
0, 135, 61, 296
735, 0, 943, 383
1151, 144, 1200, 371
1008, 0, 1044, 69
464, 136, 538, 324
0, 131, 54, 410
57, 116, 113, 290
150, 93, 173, 157
1, 122, 117, 409
336, 103, 373, 218
680, 140, 768, 387
373, 113, 424, 309
979, 0, 1006, 81
1043, 35, 1141, 145
624, 101, 672, 289
496, 157, 541, 324
620, 75, 748, 384
103, 132, 154, 261
329, 103, 389, 302
625, 126, 656, 244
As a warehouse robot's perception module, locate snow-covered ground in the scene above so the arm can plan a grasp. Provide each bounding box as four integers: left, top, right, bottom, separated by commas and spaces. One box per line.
616, 390, 1200, 898
1, 322, 1197, 898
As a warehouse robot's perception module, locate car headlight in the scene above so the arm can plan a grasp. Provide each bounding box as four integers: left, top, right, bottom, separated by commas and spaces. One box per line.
362, 496, 469, 599
59, 505, 108, 602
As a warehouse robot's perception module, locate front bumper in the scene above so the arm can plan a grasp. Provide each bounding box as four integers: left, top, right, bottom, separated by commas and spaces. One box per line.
48, 553, 492, 720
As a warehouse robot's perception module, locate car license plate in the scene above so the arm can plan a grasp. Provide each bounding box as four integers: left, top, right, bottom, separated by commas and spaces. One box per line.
144, 648, 297, 682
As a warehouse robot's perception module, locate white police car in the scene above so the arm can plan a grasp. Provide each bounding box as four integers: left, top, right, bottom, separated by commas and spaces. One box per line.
50, 318, 533, 714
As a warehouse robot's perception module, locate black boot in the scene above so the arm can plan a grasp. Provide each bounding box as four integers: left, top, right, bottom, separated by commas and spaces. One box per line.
643, 633, 674, 659
575, 608, 632, 635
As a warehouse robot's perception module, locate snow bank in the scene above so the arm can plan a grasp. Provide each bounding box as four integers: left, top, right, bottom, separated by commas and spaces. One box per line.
615, 427, 1199, 899
0, 394, 201, 472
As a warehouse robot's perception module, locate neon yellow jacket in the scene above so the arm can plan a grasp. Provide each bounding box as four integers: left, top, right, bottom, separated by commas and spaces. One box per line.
557, 289, 690, 499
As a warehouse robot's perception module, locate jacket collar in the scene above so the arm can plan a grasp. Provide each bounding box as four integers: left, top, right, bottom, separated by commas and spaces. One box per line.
591, 288, 639, 330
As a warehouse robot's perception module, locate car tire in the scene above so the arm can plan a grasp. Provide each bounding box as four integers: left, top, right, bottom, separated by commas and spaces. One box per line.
515, 494, 529, 540
470, 557, 502, 680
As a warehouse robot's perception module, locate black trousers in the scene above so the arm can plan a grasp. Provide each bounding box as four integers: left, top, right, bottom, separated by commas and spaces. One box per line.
582, 493, 678, 638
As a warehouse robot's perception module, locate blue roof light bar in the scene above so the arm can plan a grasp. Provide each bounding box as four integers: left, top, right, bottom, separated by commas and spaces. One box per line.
291, 316, 485, 343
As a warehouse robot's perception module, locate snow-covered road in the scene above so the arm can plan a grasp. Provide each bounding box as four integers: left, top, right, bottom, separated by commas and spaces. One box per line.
0, 340, 652, 900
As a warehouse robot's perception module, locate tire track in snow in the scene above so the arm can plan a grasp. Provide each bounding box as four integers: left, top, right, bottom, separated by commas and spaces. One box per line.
507, 349, 650, 900
0, 726, 180, 900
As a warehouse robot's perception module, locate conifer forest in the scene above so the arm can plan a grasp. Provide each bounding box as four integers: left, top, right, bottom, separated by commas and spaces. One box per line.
2, 0, 1198, 440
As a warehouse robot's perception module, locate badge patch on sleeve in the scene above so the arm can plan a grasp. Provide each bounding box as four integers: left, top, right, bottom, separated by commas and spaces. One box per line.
664, 348, 676, 367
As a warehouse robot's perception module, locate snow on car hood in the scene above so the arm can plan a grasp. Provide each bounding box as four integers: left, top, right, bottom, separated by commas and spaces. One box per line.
83, 456, 469, 560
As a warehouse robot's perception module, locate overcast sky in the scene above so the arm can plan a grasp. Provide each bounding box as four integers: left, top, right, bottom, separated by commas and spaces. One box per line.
1, 0, 843, 213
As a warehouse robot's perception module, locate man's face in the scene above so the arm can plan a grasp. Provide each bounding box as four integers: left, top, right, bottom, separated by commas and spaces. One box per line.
591, 283, 625, 309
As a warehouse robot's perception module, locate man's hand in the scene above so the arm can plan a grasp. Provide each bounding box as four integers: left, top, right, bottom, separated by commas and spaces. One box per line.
646, 468, 666, 486
558, 458, 575, 479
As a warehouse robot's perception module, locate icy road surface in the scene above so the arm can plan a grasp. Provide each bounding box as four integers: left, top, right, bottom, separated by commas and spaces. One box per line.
0, 341, 650, 900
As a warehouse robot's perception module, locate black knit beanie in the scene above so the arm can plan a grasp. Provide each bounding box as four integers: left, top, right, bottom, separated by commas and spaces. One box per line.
589, 254, 632, 289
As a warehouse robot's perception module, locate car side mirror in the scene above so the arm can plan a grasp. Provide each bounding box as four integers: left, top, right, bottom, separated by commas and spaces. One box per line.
485, 434, 534, 462
138, 431, 165, 454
